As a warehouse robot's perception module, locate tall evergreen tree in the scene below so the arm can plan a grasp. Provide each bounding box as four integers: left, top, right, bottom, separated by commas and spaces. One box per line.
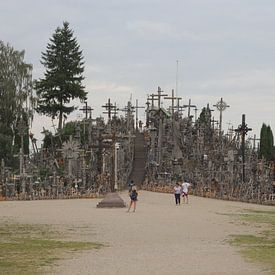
260, 123, 268, 158
35, 21, 87, 130
198, 105, 211, 126
266, 125, 274, 160
260, 123, 274, 160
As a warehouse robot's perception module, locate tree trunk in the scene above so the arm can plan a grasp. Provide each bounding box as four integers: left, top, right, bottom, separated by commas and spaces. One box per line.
58, 110, 63, 131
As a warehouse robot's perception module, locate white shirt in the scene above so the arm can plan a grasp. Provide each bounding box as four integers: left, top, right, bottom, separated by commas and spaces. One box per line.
174, 186, 182, 194
182, 182, 191, 193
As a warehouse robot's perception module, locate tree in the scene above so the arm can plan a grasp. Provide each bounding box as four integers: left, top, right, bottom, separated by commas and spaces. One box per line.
35, 21, 87, 130
0, 41, 34, 165
259, 123, 274, 160
198, 105, 211, 126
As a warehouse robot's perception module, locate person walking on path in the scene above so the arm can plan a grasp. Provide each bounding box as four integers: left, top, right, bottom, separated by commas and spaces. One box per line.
182, 180, 191, 204
127, 186, 138, 212
174, 182, 182, 205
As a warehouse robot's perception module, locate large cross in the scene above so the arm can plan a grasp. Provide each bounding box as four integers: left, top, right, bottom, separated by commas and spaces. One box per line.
183, 99, 196, 117
164, 89, 182, 117
213, 97, 230, 134
80, 101, 93, 119
147, 94, 159, 108
151, 86, 168, 109
235, 114, 252, 183
135, 99, 145, 131
102, 98, 114, 120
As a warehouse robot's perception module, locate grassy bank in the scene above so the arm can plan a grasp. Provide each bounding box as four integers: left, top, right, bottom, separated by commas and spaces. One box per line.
229, 209, 275, 273
0, 222, 103, 274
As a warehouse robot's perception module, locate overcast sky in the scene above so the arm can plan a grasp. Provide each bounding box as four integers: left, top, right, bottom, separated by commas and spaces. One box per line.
1, 0, 275, 145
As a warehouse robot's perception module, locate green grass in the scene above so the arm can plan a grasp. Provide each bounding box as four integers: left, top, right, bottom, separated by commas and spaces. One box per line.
0, 222, 103, 274
228, 209, 275, 273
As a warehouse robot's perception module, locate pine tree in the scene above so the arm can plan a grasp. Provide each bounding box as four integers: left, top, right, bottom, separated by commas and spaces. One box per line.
35, 22, 87, 130
266, 125, 274, 160
260, 123, 274, 160
260, 123, 268, 158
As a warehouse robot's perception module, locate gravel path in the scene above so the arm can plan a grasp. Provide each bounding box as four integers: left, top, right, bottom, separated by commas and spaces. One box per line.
0, 190, 273, 274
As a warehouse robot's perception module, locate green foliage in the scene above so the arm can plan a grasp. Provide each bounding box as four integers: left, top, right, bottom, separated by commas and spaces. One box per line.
0, 41, 34, 166
62, 121, 77, 138
260, 123, 274, 160
0, 222, 103, 274
35, 21, 87, 130
198, 105, 211, 126
229, 209, 275, 273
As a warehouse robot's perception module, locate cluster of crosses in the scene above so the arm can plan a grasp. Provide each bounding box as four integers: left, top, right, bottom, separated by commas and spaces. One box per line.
143, 87, 273, 203
0, 89, 274, 204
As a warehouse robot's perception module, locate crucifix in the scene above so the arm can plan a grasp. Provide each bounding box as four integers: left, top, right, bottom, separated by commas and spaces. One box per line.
154, 86, 168, 109
102, 98, 114, 120
147, 93, 159, 108
80, 101, 93, 119
183, 99, 196, 117
164, 89, 182, 117
235, 114, 252, 183
213, 98, 230, 134
135, 99, 145, 131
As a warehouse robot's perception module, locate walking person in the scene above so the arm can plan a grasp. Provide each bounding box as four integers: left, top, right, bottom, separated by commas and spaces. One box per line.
182, 180, 191, 204
174, 182, 182, 205
127, 186, 138, 212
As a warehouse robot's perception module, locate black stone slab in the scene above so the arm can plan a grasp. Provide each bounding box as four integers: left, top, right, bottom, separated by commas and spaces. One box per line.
97, 192, 126, 208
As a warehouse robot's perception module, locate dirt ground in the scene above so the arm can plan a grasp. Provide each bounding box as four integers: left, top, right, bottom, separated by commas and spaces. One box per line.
0, 190, 273, 274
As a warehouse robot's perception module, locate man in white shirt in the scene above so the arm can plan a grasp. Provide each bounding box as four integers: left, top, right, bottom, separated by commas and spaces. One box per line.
182, 180, 191, 204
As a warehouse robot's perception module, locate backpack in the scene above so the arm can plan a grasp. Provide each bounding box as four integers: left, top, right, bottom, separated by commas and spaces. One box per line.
130, 191, 137, 200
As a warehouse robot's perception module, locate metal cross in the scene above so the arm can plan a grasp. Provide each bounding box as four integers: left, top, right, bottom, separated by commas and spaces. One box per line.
213, 97, 230, 134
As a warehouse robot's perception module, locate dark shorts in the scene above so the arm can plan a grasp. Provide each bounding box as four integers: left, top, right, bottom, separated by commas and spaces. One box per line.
182, 192, 188, 196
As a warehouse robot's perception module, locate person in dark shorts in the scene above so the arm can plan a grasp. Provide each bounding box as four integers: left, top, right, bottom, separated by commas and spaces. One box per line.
127, 186, 138, 212
174, 182, 182, 205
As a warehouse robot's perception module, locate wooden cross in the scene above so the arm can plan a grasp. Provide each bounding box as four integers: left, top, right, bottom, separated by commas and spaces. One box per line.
183, 99, 196, 117
213, 97, 230, 134
147, 94, 159, 108
164, 89, 182, 117
135, 99, 145, 131
102, 98, 114, 120
80, 101, 93, 119
235, 114, 252, 183
156, 86, 168, 109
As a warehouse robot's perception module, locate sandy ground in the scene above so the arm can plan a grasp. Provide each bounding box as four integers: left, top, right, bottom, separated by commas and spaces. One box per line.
0, 191, 274, 275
